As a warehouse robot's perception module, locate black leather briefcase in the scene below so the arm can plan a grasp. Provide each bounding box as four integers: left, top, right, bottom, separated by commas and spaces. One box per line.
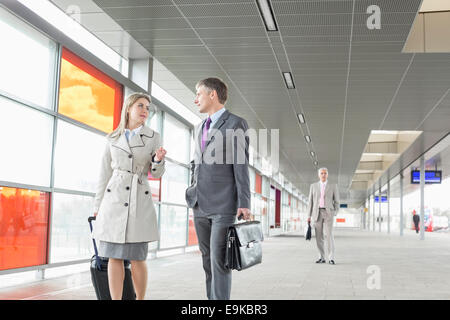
305, 222, 312, 241
224, 221, 264, 271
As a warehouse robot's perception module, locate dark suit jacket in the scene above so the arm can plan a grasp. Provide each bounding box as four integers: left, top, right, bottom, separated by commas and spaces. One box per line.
185, 109, 251, 215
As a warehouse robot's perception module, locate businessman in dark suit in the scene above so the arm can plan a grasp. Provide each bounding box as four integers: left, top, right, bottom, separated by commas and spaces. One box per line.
413, 210, 420, 233
185, 77, 251, 300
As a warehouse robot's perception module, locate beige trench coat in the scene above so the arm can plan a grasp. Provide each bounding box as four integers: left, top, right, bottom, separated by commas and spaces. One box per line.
93, 125, 165, 243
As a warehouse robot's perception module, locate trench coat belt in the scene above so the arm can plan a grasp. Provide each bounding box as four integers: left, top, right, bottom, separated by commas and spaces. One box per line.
113, 169, 144, 218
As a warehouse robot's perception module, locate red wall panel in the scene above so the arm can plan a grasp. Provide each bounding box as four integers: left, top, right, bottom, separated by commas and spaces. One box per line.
0, 187, 50, 271
188, 210, 198, 246
59, 48, 123, 133
255, 173, 262, 194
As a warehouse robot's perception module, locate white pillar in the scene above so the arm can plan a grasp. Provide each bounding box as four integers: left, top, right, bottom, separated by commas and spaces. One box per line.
35, 268, 45, 280
372, 188, 376, 231
365, 197, 368, 229
128, 57, 154, 93
387, 177, 390, 234
420, 156, 425, 240
400, 172, 404, 236
378, 182, 382, 232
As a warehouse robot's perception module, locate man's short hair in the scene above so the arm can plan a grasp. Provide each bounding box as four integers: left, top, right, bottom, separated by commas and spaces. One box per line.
318, 167, 328, 176
196, 77, 228, 104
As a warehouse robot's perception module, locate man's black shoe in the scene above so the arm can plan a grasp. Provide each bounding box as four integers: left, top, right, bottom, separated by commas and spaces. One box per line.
315, 258, 326, 263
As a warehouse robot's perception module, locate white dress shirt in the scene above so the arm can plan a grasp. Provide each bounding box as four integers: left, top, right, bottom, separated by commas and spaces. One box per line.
319, 180, 327, 208
207, 107, 226, 134
124, 125, 143, 142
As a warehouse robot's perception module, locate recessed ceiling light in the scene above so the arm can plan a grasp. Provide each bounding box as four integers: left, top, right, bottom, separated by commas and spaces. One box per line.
310, 151, 315, 157
314, 161, 318, 166
297, 113, 305, 124
256, 0, 278, 31
305, 135, 311, 143
282, 72, 295, 89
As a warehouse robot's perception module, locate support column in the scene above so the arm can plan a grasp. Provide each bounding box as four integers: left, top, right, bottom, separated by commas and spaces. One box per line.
35, 268, 45, 280
378, 182, 382, 232
400, 172, 404, 236
362, 198, 369, 230
420, 156, 425, 240
370, 192, 372, 231
128, 57, 154, 94
364, 198, 368, 229
365, 197, 368, 230
362, 200, 365, 230
387, 177, 390, 234
372, 187, 376, 231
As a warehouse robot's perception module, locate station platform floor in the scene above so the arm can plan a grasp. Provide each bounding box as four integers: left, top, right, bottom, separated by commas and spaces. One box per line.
1, 228, 449, 300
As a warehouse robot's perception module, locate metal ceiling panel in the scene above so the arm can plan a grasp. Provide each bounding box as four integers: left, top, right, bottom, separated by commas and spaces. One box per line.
127, 28, 197, 39
114, 17, 190, 30
272, 1, 353, 15
98, 6, 182, 20
50, 0, 103, 13
189, 16, 263, 28
177, 3, 259, 17
94, 0, 174, 6
89, 0, 450, 205
173, 0, 255, 4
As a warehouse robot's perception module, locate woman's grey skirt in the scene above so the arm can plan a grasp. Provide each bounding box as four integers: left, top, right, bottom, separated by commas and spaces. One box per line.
98, 241, 148, 261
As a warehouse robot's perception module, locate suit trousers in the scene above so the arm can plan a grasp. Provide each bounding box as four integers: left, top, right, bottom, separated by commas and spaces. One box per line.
193, 208, 235, 300
314, 208, 335, 261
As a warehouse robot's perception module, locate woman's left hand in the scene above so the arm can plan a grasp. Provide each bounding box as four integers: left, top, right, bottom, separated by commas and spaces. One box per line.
154, 147, 167, 162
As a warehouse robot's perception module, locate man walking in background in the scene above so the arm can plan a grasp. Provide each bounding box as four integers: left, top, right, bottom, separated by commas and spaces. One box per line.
413, 210, 420, 234
307, 168, 340, 265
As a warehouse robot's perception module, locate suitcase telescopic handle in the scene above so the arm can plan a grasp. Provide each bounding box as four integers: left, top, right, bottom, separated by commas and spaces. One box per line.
88, 216, 102, 271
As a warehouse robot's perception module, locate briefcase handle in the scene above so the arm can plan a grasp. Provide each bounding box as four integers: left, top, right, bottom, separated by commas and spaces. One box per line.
235, 213, 251, 224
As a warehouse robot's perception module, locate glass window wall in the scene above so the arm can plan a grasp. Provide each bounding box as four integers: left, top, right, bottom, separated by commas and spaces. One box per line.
0, 96, 53, 187
163, 113, 190, 165
53, 120, 106, 193
159, 205, 187, 249
161, 161, 189, 206
50, 193, 94, 263
0, 6, 57, 109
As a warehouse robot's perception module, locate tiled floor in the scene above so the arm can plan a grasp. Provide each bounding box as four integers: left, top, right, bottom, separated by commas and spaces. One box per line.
1, 228, 450, 300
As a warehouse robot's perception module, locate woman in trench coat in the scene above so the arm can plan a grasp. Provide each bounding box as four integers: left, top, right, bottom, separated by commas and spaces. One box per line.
93, 92, 166, 300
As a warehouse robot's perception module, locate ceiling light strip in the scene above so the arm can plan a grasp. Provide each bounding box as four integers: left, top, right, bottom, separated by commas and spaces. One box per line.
259, 2, 318, 174
256, 0, 278, 32
282, 72, 295, 89
337, 0, 356, 189
170, 0, 305, 185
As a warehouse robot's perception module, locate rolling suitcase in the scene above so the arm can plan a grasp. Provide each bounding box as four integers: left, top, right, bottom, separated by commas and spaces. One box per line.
88, 216, 136, 300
